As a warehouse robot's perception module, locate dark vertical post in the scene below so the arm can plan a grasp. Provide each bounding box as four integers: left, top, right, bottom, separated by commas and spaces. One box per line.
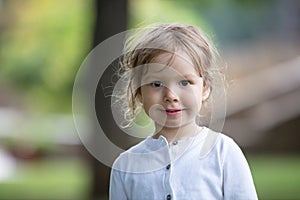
90, 0, 127, 199
93, 0, 128, 45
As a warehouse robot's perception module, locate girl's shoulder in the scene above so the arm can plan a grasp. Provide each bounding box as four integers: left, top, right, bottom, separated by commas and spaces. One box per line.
111, 136, 169, 173
198, 127, 243, 159
112, 138, 150, 165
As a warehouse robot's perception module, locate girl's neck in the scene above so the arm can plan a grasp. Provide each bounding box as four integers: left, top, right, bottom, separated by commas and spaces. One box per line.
152, 123, 203, 142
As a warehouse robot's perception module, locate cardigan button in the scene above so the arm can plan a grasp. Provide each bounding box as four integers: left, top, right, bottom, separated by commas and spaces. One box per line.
166, 194, 172, 200
166, 164, 171, 170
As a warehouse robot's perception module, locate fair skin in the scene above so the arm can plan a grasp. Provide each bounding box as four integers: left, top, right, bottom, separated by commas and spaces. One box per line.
139, 52, 210, 142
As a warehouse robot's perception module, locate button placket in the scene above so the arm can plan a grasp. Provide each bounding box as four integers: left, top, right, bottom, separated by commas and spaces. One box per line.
170, 140, 180, 161
164, 147, 173, 200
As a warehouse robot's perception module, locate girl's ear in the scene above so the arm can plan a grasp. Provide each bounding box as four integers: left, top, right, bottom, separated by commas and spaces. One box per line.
202, 85, 211, 101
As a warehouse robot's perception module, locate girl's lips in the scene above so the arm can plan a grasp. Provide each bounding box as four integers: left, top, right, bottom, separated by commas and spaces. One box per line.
165, 109, 182, 116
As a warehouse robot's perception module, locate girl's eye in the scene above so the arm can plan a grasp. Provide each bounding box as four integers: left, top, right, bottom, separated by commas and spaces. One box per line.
150, 81, 164, 87
179, 80, 191, 86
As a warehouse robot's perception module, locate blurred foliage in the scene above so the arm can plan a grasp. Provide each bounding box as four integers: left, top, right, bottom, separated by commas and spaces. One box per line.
129, 0, 277, 46
128, 0, 210, 33
0, 0, 94, 113
174, 0, 266, 7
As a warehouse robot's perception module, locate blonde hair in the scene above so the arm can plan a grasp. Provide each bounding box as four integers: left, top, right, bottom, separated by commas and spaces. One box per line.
117, 22, 224, 126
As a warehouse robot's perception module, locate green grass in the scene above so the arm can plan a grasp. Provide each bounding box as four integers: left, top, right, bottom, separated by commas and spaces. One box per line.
247, 154, 300, 200
0, 157, 91, 200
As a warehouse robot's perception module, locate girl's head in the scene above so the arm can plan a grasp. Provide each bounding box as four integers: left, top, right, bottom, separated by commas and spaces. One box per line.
119, 22, 223, 126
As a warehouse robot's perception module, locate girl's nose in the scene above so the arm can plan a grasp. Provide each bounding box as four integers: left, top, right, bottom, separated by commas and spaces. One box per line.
163, 88, 179, 103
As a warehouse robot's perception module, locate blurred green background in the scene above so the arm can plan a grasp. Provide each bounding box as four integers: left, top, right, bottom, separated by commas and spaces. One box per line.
0, 0, 300, 199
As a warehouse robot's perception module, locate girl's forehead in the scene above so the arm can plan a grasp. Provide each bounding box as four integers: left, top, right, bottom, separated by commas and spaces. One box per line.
151, 51, 193, 66
144, 51, 200, 76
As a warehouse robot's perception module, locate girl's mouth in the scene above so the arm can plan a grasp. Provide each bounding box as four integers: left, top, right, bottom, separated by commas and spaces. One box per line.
165, 109, 182, 116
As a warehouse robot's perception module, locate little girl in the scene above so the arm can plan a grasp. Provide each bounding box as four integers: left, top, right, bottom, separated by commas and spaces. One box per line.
109, 23, 257, 200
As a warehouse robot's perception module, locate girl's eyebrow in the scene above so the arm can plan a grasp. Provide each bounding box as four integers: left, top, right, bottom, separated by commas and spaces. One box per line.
181, 74, 199, 79
142, 75, 161, 80
140, 75, 163, 84
142, 74, 199, 80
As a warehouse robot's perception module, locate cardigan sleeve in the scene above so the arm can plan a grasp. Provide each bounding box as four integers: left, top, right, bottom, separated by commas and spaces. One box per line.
222, 138, 258, 200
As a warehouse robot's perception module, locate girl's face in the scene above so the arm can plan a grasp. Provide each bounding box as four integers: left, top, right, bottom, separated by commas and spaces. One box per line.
140, 52, 210, 131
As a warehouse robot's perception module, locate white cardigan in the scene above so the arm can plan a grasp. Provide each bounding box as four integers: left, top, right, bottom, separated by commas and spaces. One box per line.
110, 127, 258, 200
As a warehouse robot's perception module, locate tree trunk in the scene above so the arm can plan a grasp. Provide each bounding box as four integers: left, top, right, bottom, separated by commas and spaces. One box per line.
90, 0, 127, 199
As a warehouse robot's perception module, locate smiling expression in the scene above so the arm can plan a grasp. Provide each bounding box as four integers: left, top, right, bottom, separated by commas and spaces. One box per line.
139, 51, 210, 133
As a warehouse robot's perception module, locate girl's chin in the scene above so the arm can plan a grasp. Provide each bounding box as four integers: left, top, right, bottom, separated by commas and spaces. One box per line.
153, 119, 199, 130
154, 122, 185, 129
